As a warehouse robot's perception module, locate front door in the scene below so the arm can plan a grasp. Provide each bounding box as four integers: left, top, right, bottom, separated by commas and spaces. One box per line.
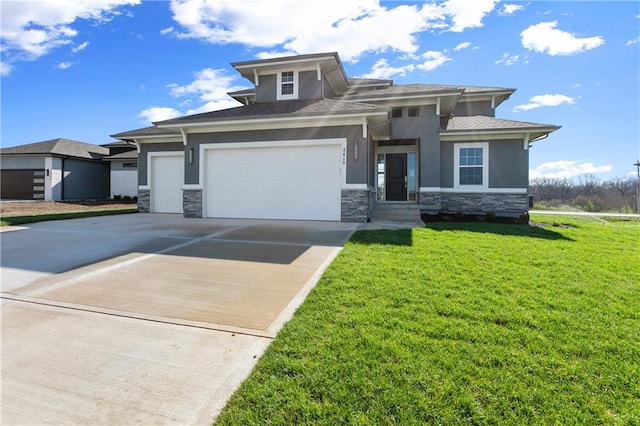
386, 153, 407, 201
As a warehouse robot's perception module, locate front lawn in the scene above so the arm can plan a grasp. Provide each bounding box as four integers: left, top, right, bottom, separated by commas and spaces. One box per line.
216, 216, 640, 425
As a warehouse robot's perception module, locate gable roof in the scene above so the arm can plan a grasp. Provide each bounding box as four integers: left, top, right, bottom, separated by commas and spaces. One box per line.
0, 138, 108, 159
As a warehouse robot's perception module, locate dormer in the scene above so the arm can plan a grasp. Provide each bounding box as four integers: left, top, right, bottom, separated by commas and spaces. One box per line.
231, 52, 350, 103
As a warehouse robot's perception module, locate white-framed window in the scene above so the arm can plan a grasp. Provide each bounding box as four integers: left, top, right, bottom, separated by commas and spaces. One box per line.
454, 142, 489, 190
277, 70, 298, 100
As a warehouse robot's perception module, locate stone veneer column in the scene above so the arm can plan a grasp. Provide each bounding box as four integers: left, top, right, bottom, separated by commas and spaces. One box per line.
138, 189, 150, 213
183, 189, 203, 218
341, 188, 370, 222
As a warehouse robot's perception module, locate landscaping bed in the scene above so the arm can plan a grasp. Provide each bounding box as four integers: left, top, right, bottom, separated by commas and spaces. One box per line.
0, 200, 137, 226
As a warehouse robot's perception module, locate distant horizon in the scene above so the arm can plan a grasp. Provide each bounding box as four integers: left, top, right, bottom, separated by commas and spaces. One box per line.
2, 1, 638, 180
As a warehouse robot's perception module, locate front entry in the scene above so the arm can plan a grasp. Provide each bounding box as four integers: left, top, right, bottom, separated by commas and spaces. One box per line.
386, 153, 407, 201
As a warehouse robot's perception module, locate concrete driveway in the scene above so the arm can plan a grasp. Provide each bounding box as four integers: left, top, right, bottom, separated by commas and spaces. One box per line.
1, 214, 358, 424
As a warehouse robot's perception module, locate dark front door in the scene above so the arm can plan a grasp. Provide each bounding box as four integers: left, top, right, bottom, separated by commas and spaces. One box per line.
385, 153, 407, 201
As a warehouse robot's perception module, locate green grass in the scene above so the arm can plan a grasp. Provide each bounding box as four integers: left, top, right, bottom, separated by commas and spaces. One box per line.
0, 208, 137, 226
216, 215, 640, 425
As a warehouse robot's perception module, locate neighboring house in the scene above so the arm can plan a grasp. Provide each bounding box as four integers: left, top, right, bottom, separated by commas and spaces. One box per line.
112, 52, 560, 222
101, 140, 138, 198
0, 138, 110, 201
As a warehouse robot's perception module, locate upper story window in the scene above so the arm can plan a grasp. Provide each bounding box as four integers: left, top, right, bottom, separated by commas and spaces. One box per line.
454, 142, 489, 189
391, 107, 403, 118
407, 107, 420, 117
277, 70, 298, 100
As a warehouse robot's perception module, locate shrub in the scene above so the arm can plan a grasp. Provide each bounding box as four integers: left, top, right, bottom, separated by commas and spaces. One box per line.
485, 211, 497, 222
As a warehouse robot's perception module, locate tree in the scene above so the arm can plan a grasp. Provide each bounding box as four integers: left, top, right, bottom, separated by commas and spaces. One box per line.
607, 176, 635, 198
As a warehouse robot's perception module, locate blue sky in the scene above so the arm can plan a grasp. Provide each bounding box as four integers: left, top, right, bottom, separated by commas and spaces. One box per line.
1, 0, 638, 181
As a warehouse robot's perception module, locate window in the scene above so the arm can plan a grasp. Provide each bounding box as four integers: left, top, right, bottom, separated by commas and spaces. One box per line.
277, 70, 298, 100
454, 143, 488, 189
407, 107, 420, 117
391, 107, 403, 118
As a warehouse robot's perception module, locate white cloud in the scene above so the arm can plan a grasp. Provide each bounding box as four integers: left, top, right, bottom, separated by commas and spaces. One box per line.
1, 62, 14, 77
521, 21, 604, 56
360, 50, 450, 79
360, 58, 415, 79
139, 67, 246, 123
442, 0, 498, 32
71, 41, 90, 53
1, 0, 139, 74
627, 37, 640, 47
139, 107, 182, 124
513, 94, 575, 111
416, 50, 451, 71
495, 51, 520, 66
167, 0, 497, 61
56, 62, 73, 70
160, 27, 174, 35
454, 41, 471, 50
498, 4, 523, 16
530, 161, 613, 180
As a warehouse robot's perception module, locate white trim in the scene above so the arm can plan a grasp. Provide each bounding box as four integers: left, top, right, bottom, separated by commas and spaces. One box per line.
523, 133, 530, 150
138, 185, 151, 190
420, 187, 527, 194
454, 142, 489, 190
253, 69, 259, 86
180, 128, 188, 146
182, 184, 203, 190
342, 184, 368, 190
276, 70, 298, 100
436, 97, 441, 116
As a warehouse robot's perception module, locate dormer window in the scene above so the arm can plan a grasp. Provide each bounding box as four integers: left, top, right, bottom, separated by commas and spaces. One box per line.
277, 70, 298, 100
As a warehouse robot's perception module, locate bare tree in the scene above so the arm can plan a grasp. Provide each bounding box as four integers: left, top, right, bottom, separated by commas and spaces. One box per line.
578, 173, 600, 197
607, 176, 635, 198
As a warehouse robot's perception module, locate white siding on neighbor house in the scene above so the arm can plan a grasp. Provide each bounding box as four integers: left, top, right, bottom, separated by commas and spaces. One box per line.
110, 161, 138, 198
44, 157, 63, 201
204, 141, 342, 221
0, 155, 45, 170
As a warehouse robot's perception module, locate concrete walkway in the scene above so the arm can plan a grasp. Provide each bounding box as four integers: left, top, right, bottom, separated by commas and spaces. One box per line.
1, 214, 358, 424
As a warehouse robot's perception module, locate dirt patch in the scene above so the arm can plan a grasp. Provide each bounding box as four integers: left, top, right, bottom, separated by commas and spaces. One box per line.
0, 201, 137, 217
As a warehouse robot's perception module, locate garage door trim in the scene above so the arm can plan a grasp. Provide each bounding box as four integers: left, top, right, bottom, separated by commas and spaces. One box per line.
147, 151, 184, 213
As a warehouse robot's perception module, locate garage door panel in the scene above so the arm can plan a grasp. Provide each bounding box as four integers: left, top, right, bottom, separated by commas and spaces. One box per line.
206, 143, 341, 221
151, 155, 184, 213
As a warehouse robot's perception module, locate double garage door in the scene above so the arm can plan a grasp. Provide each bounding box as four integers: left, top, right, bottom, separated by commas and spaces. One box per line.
205, 142, 342, 221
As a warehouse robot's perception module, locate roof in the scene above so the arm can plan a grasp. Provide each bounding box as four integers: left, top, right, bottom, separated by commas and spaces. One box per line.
110, 126, 181, 139
0, 138, 108, 159
102, 150, 138, 161
155, 98, 388, 126
343, 83, 462, 99
101, 140, 136, 148
444, 116, 560, 132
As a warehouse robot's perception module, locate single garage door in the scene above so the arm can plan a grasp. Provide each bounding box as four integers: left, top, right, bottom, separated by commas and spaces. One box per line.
151, 155, 184, 213
206, 143, 341, 221
0, 170, 45, 200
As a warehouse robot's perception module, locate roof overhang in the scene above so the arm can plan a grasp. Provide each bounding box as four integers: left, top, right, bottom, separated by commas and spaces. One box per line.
343, 91, 462, 115
440, 126, 560, 149
157, 110, 391, 140
458, 90, 515, 109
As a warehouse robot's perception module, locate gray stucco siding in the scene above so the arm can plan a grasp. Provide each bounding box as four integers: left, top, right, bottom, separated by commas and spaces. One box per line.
440, 139, 528, 188
488, 140, 528, 188
255, 71, 322, 102
298, 70, 322, 100
138, 143, 184, 186
186, 125, 367, 185
388, 105, 440, 188
453, 100, 495, 117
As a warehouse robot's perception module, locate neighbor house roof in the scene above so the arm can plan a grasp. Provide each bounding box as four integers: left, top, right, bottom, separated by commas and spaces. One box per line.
102, 150, 138, 161
155, 98, 388, 126
0, 138, 108, 160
